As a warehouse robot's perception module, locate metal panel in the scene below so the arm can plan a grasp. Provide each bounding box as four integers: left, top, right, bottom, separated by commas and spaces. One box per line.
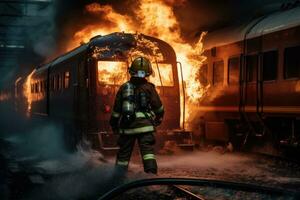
205, 121, 228, 141
203, 6, 300, 50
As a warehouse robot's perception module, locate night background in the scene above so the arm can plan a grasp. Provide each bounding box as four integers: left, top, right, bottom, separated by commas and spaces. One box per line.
0, 0, 290, 85
1, 0, 300, 200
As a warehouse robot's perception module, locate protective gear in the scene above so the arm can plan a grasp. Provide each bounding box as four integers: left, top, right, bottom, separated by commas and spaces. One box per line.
110, 76, 164, 174
129, 57, 153, 77
121, 82, 136, 123
116, 133, 157, 174
110, 77, 164, 134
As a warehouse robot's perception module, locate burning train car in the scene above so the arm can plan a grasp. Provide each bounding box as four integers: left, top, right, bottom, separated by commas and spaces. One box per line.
199, 5, 300, 153
12, 32, 181, 150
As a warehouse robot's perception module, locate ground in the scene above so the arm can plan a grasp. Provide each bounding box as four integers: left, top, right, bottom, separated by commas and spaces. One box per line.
1, 138, 300, 200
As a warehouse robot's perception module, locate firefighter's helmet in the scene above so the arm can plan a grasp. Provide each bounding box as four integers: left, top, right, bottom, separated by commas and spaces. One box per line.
129, 57, 152, 78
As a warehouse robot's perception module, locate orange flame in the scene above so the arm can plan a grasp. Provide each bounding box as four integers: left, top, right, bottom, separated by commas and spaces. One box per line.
68, 0, 208, 128
23, 69, 36, 116
97, 61, 128, 85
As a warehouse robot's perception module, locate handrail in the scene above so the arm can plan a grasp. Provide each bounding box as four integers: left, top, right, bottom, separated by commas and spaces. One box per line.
177, 61, 186, 130
155, 60, 165, 95
240, 15, 269, 145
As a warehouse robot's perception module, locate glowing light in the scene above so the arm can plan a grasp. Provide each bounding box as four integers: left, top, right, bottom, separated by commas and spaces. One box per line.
67, 0, 208, 128
97, 61, 128, 85
23, 69, 36, 116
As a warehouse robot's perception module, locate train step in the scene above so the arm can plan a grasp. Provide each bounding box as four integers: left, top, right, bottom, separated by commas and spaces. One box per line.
169, 129, 195, 150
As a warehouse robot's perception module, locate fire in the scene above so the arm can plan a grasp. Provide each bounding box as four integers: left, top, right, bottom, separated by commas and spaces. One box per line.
68, 0, 208, 128
150, 63, 174, 87
97, 61, 128, 85
23, 69, 36, 116
68, 3, 135, 51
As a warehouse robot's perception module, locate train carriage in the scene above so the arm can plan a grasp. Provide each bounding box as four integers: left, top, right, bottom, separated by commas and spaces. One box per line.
22, 32, 181, 150
200, 6, 300, 152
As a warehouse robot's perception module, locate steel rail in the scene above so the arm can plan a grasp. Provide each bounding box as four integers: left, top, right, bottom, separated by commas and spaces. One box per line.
171, 185, 206, 200
97, 178, 299, 200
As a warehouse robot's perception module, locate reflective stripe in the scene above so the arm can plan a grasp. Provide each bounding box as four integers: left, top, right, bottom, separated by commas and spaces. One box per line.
135, 112, 153, 118
154, 105, 164, 114
135, 112, 146, 118
119, 125, 155, 134
143, 154, 155, 160
112, 111, 121, 118
116, 160, 129, 166
112, 112, 149, 119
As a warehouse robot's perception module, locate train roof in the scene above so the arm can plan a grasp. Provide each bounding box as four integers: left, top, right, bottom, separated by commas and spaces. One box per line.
52, 44, 89, 66
89, 32, 176, 61
203, 6, 300, 50
36, 32, 176, 73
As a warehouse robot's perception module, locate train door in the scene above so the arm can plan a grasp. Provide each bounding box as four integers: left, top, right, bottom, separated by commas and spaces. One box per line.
240, 36, 263, 116
77, 57, 88, 124
239, 36, 268, 145
74, 58, 89, 143
95, 60, 128, 150
96, 60, 128, 130
150, 62, 180, 130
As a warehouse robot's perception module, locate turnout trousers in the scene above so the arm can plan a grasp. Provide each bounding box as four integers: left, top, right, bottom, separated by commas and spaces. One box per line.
115, 132, 157, 174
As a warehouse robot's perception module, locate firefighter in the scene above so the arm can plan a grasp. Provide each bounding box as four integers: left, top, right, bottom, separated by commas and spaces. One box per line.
109, 56, 164, 174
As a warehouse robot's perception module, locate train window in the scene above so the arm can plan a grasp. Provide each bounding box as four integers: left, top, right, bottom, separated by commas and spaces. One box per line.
213, 60, 224, 85
35, 83, 38, 93
198, 64, 208, 86
263, 50, 278, 81
37, 83, 40, 93
40, 82, 42, 93
64, 71, 70, 89
246, 54, 258, 82
31, 84, 34, 93
149, 63, 174, 86
284, 46, 300, 79
98, 61, 128, 85
40, 81, 43, 93
50, 76, 54, 91
56, 74, 61, 90
228, 57, 240, 85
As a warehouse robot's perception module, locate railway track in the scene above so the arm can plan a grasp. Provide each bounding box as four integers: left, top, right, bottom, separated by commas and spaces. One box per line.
170, 185, 206, 200
243, 150, 300, 166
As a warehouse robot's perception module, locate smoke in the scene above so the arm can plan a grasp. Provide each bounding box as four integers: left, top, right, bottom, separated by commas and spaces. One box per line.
27, 6, 57, 58
24, 146, 118, 200
53, 0, 289, 45
0, 0, 290, 85
155, 151, 300, 186
0, 113, 121, 200
0, 0, 58, 86
0, 103, 69, 164
3, 123, 65, 160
